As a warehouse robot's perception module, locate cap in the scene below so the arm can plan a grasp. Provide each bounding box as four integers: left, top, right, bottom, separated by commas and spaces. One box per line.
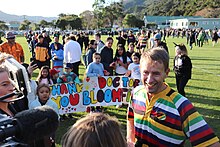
5, 32, 15, 39
154, 33, 161, 40
49, 68, 60, 76
64, 63, 72, 69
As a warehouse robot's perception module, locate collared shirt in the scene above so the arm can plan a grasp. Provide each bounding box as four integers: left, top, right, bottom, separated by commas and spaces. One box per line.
128, 84, 219, 147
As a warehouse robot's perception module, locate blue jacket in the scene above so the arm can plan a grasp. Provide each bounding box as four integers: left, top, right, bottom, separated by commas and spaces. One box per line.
57, 72, 80, 84
50, 43, 64, 67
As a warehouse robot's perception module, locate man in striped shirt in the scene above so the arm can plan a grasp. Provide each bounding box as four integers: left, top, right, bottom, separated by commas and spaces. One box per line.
127, 47, 219, 147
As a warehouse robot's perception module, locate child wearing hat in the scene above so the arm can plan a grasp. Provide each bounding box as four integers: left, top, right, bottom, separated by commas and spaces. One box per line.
57, 63, 80, 84
50, 68, 60, 84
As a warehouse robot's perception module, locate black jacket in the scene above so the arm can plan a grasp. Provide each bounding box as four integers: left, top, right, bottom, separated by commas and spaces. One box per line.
173, 54, 192, 79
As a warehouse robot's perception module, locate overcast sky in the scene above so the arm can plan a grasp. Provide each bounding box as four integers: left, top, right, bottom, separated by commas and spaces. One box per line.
1, 0, 96, 17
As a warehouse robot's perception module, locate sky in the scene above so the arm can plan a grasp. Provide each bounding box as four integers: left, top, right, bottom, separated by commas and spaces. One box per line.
1, 0, 96, 17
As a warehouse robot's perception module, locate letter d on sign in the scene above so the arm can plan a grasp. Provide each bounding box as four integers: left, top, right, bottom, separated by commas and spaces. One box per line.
98, 77, 106, 89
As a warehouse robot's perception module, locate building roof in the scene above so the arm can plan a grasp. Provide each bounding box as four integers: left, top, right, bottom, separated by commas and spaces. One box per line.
144, 16, 202, 23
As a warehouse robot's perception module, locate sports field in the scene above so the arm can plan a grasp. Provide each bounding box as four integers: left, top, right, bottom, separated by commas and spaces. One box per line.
4, 35, 220, 146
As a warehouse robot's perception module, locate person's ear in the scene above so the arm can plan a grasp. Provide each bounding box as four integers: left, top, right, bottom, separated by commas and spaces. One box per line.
165, 68, 170, 78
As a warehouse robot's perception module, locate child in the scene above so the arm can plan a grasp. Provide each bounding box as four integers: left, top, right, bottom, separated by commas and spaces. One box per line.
29, 84, 59, 147
112, 44, 131, 75
86, 52, 110, 77
125, 52, 141, 82
50, 36, 64, 76
57, 63, 80, 84
36, 66, 53, 85
86, 53, 110, 112
173, 43, 192, 96
126, 42, 135, 61
62, 113, 126, 147
50, 68, 60, 84
57, 63, 80, 119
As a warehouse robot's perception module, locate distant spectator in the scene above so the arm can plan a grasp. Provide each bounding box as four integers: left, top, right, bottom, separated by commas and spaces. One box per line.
84, 40, 97, 67
0, 32, 24, 63
34, 34, 51, 69
100, 37, 114, 76
94, 33, 105, 53
154, 33, 169, 54
50, 36, 64, 75
64, 35, 82, 76
173, 43, 192, 96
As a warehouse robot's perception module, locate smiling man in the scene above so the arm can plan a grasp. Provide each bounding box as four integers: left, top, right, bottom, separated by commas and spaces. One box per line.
127, 47, 220, 147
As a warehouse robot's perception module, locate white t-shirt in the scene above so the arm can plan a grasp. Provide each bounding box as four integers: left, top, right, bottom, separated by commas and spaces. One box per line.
115, 57, 131, 74
64, 40, 82, 63
128, 62, 141, 80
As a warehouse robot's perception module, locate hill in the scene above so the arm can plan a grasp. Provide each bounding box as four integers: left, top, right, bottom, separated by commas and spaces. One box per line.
0, 11, 57, 23
123, 0, 220, 19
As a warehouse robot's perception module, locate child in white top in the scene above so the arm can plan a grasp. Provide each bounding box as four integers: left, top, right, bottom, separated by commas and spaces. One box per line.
125, 52, 141, 81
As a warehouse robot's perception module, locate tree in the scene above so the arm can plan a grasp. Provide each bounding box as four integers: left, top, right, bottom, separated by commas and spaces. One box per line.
39, 20, 48, 29
103, 2, 124, 28
0, 21, 8, 30
122, 14, 137, 27
56, 14, 82, 30
93, 0, 124, 28
19, 20, 31, 30
123, 14, 144, 28
79, 10, 95, 30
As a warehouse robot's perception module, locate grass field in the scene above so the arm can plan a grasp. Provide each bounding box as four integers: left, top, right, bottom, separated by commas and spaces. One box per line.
4, 35, 220, 146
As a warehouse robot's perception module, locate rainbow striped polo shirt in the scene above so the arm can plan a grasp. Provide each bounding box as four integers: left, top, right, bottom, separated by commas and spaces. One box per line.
128, 84, 219, 147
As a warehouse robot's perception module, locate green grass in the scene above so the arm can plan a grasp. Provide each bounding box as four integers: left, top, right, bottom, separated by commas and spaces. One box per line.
4, 35, 220, 146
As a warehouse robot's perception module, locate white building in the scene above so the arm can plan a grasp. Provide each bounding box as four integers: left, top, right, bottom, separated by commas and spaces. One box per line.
170, 18, 220, 29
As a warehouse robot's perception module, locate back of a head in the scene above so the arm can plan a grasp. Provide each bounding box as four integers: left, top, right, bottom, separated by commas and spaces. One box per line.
141, 47, 169, 71
62, 113, 126, 147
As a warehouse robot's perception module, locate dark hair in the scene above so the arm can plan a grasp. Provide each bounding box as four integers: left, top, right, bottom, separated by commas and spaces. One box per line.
36, 83, 50, 96
106, 37, 113, 42
70, 35, 76, 41
38, 34, 43, 39
36, 66, 52, 84
89, 40, 96, 45
114, 44, 127, 64
132, 52, 141, 59
93, 52, 101, 58
95, 33, 101, 38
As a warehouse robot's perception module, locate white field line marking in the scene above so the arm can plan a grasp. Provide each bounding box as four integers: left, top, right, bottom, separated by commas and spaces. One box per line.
193, 65, 220, 76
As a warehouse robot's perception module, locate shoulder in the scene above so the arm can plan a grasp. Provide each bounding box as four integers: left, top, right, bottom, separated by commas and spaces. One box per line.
133, 85, 145, 95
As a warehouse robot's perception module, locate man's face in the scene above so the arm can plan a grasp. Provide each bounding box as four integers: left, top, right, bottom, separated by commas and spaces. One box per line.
0, 71, 14, 100
7, 38, 15, 44
140, 58, 169, 95
106, 40, 113, 48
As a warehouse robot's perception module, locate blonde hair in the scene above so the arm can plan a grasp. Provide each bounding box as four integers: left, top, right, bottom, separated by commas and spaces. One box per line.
62, 113, 126, 147
141, 47, 169, 71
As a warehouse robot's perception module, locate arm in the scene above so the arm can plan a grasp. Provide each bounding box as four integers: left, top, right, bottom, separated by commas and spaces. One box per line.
86, 64, 98, 77
125, 70, 131, 77
127, 106, 135, 144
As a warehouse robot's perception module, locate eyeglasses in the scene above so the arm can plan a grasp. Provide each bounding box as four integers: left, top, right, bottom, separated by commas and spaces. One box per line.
94, 44, 98, 45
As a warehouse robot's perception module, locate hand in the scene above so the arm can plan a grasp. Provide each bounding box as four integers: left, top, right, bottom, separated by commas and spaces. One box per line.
28, 62, 38, 76
104, 72, 110, 76
127, 141, 135, 147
